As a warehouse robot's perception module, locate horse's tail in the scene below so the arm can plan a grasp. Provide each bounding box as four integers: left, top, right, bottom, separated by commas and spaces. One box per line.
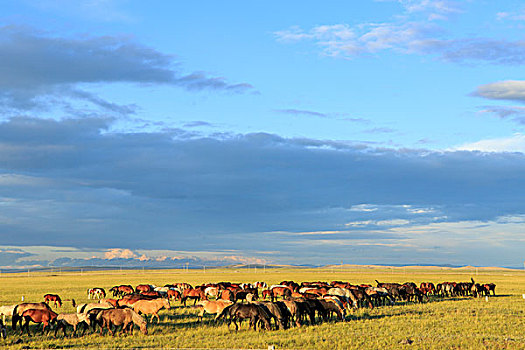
215, 304, 233, 321
11, 305, 19, 330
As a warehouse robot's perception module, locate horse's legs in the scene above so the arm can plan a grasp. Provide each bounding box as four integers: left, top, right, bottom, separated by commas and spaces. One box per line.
22, 318, 30, 336
100, 319, 106, 335
154, 312, 160, 323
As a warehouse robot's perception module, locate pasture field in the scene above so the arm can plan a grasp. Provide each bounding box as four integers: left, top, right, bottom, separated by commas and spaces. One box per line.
0, 266, 524, 349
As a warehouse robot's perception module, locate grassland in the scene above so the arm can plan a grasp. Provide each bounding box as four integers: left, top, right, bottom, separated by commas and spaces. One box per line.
0, 265, 524, 349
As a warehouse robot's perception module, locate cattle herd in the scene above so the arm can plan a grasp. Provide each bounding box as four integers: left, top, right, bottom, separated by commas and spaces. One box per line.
0, 277, 496, 337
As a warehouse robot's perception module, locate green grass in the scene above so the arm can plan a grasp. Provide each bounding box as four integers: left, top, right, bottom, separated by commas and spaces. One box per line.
1, 266, 524, 349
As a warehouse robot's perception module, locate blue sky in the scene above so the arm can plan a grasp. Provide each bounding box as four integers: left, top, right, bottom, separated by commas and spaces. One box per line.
0, 0, 524, 268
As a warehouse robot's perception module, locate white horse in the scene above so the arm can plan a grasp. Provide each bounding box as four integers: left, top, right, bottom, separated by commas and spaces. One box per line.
0, 304, 16, 324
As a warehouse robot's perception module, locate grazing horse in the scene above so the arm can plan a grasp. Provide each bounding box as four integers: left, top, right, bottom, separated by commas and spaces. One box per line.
255, 302, 288, 330
44, 293, 62, 307
204, 286, 220, 299
133, 298, 171, 323
195, 300, 233, 322
181, 288, 207, 306
136, 284, 154, 293
269, 286, 292, 302
12, 302, 52, 331
20, 309, 58, 335
0, 304, 16, 325
261, 290, 272, 300
55, 313, 91, 337
483, 283, 496, 296
97, 308, 147, 336
216, 303, 271, 331
218, 289, 235, 302
87, 288, 106, 299
167, 289, 181, 302
109, 285, 134, 297
319, 299, 345, 322
140, 291, 163, 298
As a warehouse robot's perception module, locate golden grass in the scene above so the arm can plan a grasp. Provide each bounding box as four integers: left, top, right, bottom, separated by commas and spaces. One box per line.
1, 266, 525, 349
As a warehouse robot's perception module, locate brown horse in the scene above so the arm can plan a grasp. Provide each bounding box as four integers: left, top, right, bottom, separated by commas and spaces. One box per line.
133, 298, 171, 323
43, 294, 62, 307
97, 308, 147, 336
20, 309, 58, 335
270, 287, 292, 302
195, 300, 233, 322
12, 302, 51, 330
262, 290, 272, 300
136, 284, 154, 293
140, 291, 163, 298
167, 289, 181, 301
181, 288, 207, 306
109, 285, 134, 297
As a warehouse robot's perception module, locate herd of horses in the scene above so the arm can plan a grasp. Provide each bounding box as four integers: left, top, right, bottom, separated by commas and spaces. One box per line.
0, 277, 495, 337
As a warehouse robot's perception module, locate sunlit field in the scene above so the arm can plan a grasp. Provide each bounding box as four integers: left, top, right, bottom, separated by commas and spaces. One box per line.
1, 266, 524, 349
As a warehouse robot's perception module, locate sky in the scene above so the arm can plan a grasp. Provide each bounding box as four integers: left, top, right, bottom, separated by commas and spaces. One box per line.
0, 0, 524, 268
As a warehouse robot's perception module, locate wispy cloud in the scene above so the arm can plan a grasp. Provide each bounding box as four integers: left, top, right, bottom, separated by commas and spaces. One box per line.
274, 108, 328, 118
275, 2, 525, 66
0, 26, 255, 114
478, 106, 525, 125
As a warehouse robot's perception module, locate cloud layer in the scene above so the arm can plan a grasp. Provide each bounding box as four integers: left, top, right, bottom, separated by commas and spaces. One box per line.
0, 116, 524, 266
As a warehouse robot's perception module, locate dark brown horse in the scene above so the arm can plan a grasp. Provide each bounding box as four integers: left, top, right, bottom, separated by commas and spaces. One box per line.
20, 309, 58, 335
216, 303, 271, 331
43, 294, 62, 307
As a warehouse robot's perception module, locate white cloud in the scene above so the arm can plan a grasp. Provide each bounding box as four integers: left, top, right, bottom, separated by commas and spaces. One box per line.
349, 204, 378, 212
103, 248, 138, 259
473, 81, 525, 102
455, 134, 525, 153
